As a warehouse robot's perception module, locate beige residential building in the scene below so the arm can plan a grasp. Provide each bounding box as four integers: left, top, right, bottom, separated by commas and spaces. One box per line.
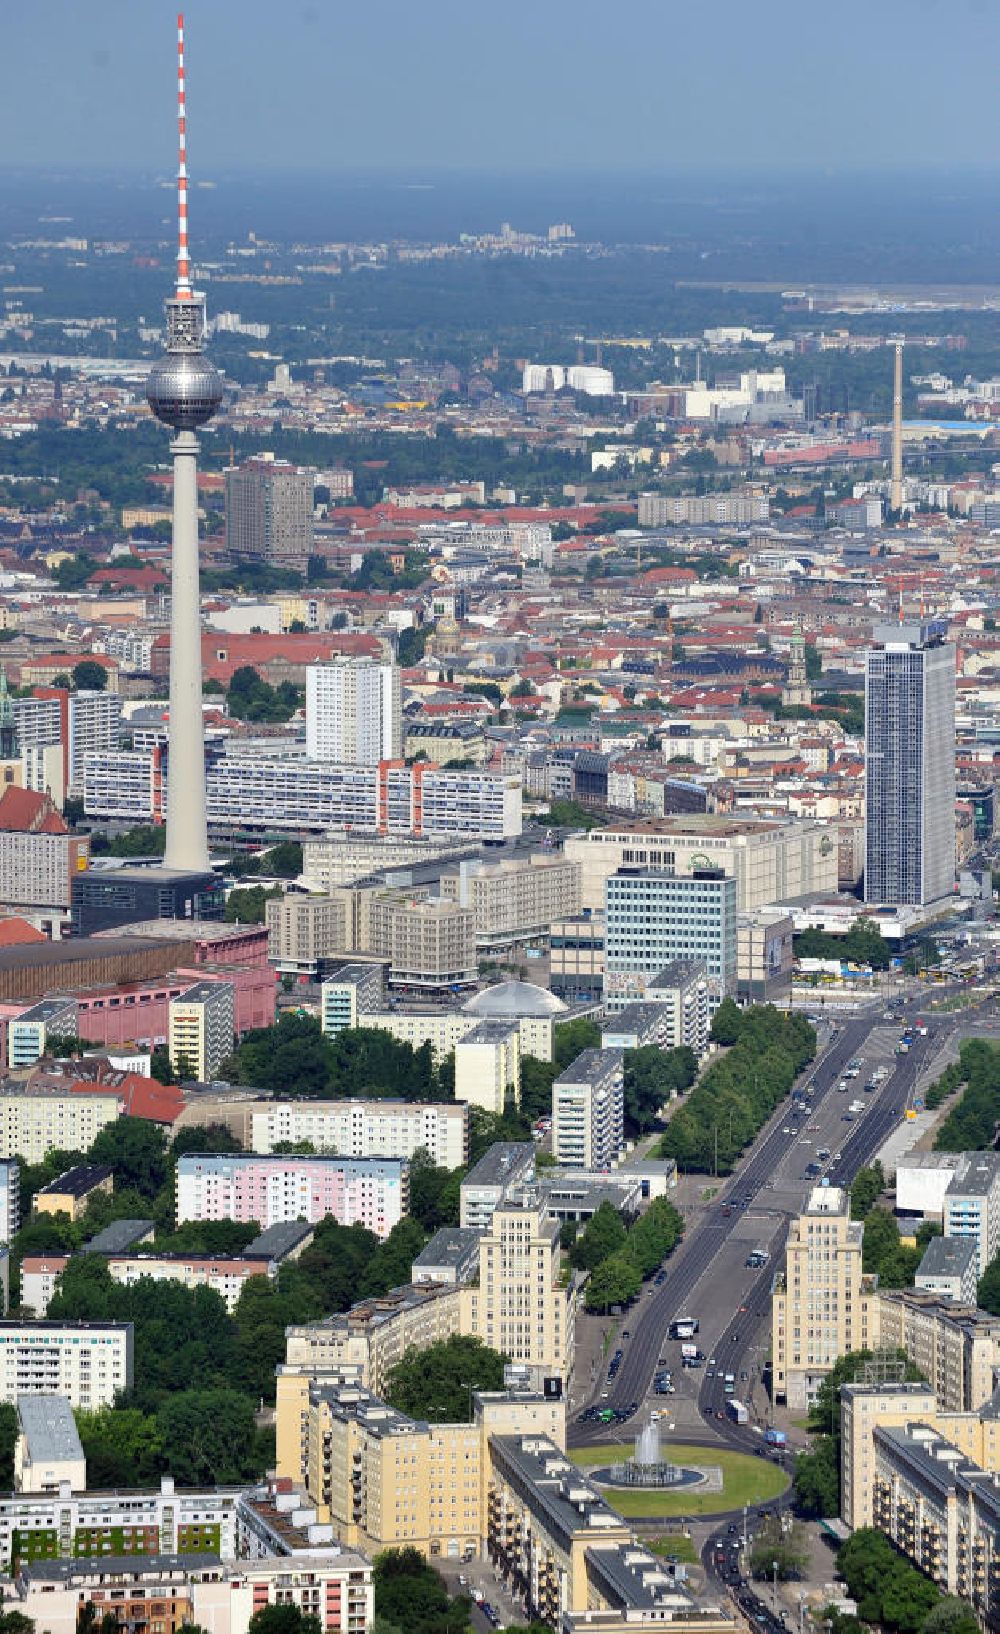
839, 1380, 1000, 1530
0, 1089, 121, 1164
871, 1422, 1000, 1625
565, 815, 838, 913
771, 1184, 878, 1409
266, 894, 349, 977
876, 1290, 1000, 1414
367, 981, 567, 1064
440, 854, 582, 951
369, 891, 477, 990
464, 1192, 573, 1378
299, 833, 471, 894
454, 1022, 521, 1114
276, 1282, 468, 1479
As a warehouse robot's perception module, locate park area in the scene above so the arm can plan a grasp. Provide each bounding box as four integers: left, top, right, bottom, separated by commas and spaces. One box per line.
569, 1442, 788, 1518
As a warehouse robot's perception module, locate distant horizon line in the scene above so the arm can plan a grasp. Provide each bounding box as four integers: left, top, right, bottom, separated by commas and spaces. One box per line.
3, 161, 1000, 182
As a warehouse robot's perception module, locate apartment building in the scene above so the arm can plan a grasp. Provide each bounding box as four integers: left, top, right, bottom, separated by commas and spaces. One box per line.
276, 1283, 466, 1457
464, 1191, 574, 1379
369, 891, 477, 991
872, 1423, 1000, 1625
459, 1143, 536, 1232
565, 815, 838, 914
7, 998, 79, 1070
35, 1165, 113, 1223
102, 1254, 268, 1314
771, 1185, 878, 1409
943, 1152, 1000, 1278
225, 455, 315, 570
453, 1021, 521, 1115
876, 1290, 1000, 1414
604, 868, 737, 1005
0, 1322, 133, 1410
552, 1048, 624, 1171
175, 1153, 408, 1239
0, 1086, 121, 1162
168, 980, 235, 1082
305, 659, 402, 764
0, 1160, 19, 1243
0, 787, 89, 926
632, 960, 710, 1054
439, 854, 582, 952
85, 755, 523, 841
11, 1550, 372, 1634
266, 893, 353, 979
249, 1099, 469, 1171
915, 1237, 979, 1305
300, 833, 472, 893
319, 962, 385, 1034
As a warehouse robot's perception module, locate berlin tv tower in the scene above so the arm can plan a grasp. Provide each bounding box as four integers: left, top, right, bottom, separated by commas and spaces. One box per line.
145, 15, 222, 873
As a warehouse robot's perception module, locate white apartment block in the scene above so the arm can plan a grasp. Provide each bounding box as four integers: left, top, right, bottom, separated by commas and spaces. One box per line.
0, 1161, 19, 1244
68, 692, 122, 795
0, 829, 87, 914
319, 963, 385, 1034
638, 490, 769, 526
439, 854, 582, 951
552, 1048, 624, 1170
0, 1322, 133, 1409
249, 1099, 469, 1171
565, 815, 839, 913
305, 660, 402, 764
85, 753, 522, 840
0, 1091, 120, 1163
168, 980, 235, 1082
942, 1153, 1000, 1279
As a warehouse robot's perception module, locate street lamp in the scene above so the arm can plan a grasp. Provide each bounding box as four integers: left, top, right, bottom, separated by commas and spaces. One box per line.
772, 1560, 779, 1612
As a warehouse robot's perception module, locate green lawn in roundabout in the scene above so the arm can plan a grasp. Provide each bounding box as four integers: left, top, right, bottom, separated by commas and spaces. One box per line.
568, 1441, 789, 1518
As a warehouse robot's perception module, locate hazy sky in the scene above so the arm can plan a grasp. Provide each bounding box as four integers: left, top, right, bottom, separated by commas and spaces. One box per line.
4, 0, 999, 175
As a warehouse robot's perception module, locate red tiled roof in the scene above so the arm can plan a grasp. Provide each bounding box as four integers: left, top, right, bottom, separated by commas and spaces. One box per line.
0, 787, 67, 835
0, 917, 46, 947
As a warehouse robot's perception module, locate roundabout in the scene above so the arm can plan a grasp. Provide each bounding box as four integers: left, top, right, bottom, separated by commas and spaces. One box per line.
569, 1441, 788, 1519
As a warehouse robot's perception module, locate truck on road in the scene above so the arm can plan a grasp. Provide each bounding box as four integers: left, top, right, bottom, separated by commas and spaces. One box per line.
764, 1427, 787, 1446
669, 1318, 699, 1340
727, 1399, 750, 1424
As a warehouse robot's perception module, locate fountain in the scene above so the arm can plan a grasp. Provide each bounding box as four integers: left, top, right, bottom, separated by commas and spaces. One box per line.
601, 1417, 701, 1489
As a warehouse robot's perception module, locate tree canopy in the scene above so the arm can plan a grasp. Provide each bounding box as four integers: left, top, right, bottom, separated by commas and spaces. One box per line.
384, 1334, 507, 1422
661, 1005, 816, 1172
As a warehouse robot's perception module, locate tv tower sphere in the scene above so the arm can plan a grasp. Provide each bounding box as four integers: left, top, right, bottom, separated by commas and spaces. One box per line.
146, 324, 223, 430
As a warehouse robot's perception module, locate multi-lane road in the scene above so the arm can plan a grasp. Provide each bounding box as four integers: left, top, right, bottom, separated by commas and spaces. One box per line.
570, 1001, 960, 1446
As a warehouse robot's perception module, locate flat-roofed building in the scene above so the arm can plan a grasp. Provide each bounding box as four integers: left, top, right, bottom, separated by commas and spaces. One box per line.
318, 961, 385, 1034
565, 815, 839, 913
552, 1048, 624, 1171
0, 1087, 121, 1163
8, 998, 78, 1069
0, 1321, 132, 1410
369, 891, 477, 991
876, 1289, 1000, 1414
265, 894, 349, 980
459, 1142, 535, 1232
439, 853, 582, 952
249, 1098, 468, 1171
464, 1191, 573, 1379
412, 1227, 481, 1287
454, 1020, 521, 1115
915, 1236, 979, 1306
175, 1153, 408, 1240
772, 1184, 878, 1409
168, 980, 235, 1083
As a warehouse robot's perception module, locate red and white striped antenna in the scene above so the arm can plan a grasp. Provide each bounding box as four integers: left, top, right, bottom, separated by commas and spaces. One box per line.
175, 13, 192, 301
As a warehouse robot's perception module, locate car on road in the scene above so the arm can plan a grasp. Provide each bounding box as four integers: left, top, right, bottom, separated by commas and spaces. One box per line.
781, 1126, 792, 1134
